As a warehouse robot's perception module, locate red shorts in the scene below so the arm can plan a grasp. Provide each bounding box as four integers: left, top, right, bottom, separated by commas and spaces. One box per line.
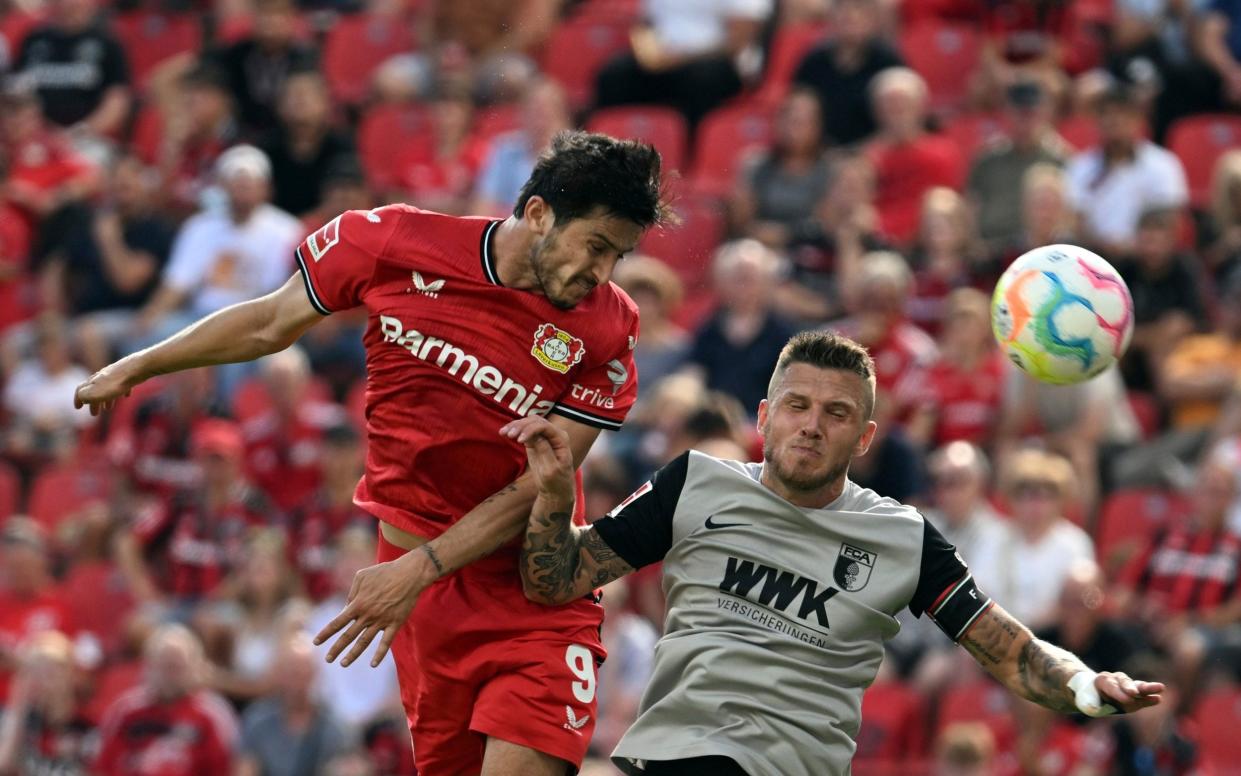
377, 530, 606, 775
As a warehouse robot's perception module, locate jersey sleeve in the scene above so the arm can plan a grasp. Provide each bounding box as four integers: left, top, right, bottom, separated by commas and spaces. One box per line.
550, 311, 640, 431
589, 451, 688, 569
294, 208, 393, 314
908, 518, 993, 643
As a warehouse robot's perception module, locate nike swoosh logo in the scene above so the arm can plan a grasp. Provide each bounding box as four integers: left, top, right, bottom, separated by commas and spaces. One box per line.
705, 515, 748, 530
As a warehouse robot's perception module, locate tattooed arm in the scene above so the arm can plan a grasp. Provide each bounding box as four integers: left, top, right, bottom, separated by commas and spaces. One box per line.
503, 416, 636, 605
960, 602, 1164, 715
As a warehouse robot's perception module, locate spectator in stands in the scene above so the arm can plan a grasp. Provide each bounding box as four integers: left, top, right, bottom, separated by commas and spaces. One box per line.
1003, 161, 1076, 266
730, 88, 833, 250
792, 0, 904, 146
1037, 561, 1142, 686
13, 0, 130, 138
906, 188, 985, 334
1064, 83, 1188, 258
116, 418, 274, 607
608, 372, 707, 485
289, 422, 373, 602
924, 441, 1006, 580
898, 289, 1006, 451
471, 78, 571, 218
262, 69, 355, 218
1114, 457, 1241, 695
594, 0, 772, 130
0, 518, 70, 705
973, 0, 1069, 109
975, 449, 1095, 630
395, 83, 485, 216
846, 388, 928, 503
3, 314, 93, 459
611, 255, 690, 400
238, 631, 348, 776
1107, 653, 1201, 774
1201, 149, 1241, 284
155, 63, 240, 218
933, 722, 996, 776
591, 580, 657, 759
1117, 207, 1209, 393
94, 624, 238, 776
307, 527, 400, 737
867, 68, 966, 245
301, 155, 372, 234
44, 154, 174, 350
0, 631, 94, 774
208, 0, 317, 136
431, 0, 559, 59
133, 145, 302, 394
1199, 0, 1241, 112
684, 239, 797, 413
967, 78, 1069, 254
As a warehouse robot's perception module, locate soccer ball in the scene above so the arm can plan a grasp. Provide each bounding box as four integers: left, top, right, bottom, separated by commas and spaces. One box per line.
991, 244, 1134, 385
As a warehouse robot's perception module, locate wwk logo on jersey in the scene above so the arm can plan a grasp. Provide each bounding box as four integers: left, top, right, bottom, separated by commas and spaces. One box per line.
531, 323, 585, 373
719, 557, 839, 628
834, 544, 876, 592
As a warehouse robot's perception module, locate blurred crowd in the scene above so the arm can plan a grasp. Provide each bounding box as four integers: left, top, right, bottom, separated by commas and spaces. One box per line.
0, 0, 1240, 773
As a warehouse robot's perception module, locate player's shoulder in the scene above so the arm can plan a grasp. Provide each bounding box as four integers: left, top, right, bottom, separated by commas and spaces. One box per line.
837, 480, 924, 524
587, 280, 641, 332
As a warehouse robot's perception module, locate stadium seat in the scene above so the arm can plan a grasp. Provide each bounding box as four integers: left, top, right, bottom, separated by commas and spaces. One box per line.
899, 22, 982, 113
939, 112, 1009, 160
936, 679, 1017, 752
28, 462, 113, 541
61, 560, 135, 659
358, 102, 434, 190
690, 103, 774, 197
638, 191, 724, 291
473, 103, 522, 143
856, 681, 928, 764
1094, 487, 1192, 574
539, 17, 631, 110
1167, 114, 1241, 208
323, 13, 416, 105
1192, 686, 1241, 771
587, 106, 689, 172
0, 459, 19, 519
111, 11, 201, 94
751, 21, 831, 107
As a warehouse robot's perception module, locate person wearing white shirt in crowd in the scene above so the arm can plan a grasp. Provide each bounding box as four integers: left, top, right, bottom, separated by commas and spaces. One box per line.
3, 315, 93, 458
1064, 82, 1188, 257
471, 79, 571, 218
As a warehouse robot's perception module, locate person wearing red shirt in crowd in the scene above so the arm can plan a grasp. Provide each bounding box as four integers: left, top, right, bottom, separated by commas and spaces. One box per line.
239, 345, 347, 511
116, 418, 275, 606
290, 422, 374, 601
898, 288, 1006, 451
394, 83, 487, 215
94, 624, 239, 776
976, 0, 1069, 106
76, 131, 665, 775
0, 201, 32, 333
867, 68, 965, 246
906, 188, 988, 336
0, 630, 96, 776
151, 63, 240, 220
0, 517, 72, 705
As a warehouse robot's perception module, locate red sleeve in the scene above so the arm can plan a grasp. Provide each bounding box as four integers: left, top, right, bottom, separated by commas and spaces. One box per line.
294, 207, 397, 314
550, 310, 639, 432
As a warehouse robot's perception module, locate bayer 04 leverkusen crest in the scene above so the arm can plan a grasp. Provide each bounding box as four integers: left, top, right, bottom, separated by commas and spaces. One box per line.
531, 323, 586, 374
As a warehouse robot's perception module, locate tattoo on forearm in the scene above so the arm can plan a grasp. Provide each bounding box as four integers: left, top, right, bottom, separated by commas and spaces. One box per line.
421, 544, 446, 577
521, 509, 633, 603
1015, 638, 1084, 713
960, 605, 1016, 665
960, 605, 1084, 714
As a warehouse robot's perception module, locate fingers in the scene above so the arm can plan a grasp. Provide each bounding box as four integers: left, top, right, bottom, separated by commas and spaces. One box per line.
326, 617, 369, 664
372, 626, 398, 668
313, 605, 356, 651
500, 416, 564, 446
339, 624, 382, 668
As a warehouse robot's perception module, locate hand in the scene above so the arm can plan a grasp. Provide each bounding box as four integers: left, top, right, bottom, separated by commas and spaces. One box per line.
501, 416, 574, 505
73, 359, 144, 416
1094, 671, 1164, 714
93, 210, 124, 246
313, 552, 431, 667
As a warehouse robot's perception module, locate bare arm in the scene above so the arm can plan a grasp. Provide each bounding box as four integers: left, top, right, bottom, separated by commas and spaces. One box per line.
1199, 12, 1241, 81
960, 602, 1163, 715
75, 273, 323, 415
82, 86, 132, 137
93, 212, 159, 295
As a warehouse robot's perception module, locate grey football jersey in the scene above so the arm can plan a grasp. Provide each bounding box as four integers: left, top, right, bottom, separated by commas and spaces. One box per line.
592, 451, 992, 776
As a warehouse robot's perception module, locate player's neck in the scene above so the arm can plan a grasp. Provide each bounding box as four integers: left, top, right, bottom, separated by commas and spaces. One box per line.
760, 465, 848, 509
490, 217, 540, 292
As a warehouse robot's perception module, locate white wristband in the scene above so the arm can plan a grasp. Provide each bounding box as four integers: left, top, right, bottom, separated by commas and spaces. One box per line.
1067, 670, 1118, 717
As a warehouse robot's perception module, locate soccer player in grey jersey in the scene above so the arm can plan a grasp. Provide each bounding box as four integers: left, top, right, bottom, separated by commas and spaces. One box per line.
502, 331, 1163, 776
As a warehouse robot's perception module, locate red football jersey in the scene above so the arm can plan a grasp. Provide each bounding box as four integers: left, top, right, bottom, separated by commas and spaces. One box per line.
295, 206, 640, 542
95, 687, 238, 776
895, 350, 1006, 447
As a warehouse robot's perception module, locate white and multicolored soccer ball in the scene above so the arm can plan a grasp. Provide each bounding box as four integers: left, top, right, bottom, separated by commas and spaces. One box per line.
991, 244, 1134, 385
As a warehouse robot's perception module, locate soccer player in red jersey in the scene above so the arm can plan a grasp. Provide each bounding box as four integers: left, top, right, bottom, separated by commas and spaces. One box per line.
75, 131, 666, 775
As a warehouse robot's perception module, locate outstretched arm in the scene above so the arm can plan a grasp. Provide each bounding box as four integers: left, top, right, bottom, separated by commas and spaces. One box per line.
960, 602, 1164, 715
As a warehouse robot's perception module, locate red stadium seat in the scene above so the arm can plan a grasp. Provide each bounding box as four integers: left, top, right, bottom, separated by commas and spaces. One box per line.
571, 0, 640, 23
752, 22, 831, 107
857, 681, 928, 764
28, 462, 113, 541
1192, 687, 1241, 771
638, 191, 724, 291
61, 560, 135, 659
129, 103, 163, 164
540, 17, 630, 110
899, 22, 982, 113
1056, 113, 1098, 152
0, 459, 19, 519
111, 12, 200, 94
473, 104, 522, 143
1167, 114, 1241, 208
323, 13, 416, 105
936, 680, 1017, 752
588, 106, 689, 172
358, 102, 434, 189
690, 103, 774, 197
939, 112, 1009, 160
1095, 488, 1192, 574
214, 12, 313, 45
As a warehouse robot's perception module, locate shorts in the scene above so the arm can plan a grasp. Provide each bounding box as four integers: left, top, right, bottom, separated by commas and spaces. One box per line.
377, 529, 606, 775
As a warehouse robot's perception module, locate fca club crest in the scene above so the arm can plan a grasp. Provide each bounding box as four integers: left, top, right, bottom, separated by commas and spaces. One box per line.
531, 323, 586, 373
833, 543, 876, 592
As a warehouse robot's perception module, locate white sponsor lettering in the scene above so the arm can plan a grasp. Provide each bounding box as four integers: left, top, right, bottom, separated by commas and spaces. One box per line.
379, 315, 554, 417
570, 383, 615, 409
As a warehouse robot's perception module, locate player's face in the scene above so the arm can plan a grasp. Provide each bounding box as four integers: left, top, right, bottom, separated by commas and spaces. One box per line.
529, 206, 643, 309
758, 364, 877, 496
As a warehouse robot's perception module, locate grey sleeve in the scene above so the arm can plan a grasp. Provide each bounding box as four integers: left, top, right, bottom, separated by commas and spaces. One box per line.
589, 452, 689, 569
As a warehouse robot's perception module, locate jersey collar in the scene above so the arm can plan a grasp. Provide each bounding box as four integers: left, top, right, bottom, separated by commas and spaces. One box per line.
479, 220, 503, 287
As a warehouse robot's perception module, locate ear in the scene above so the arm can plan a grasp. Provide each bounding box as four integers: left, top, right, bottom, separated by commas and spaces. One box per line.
756, 398, 769, 438
522, 196, 553, 236
853, 420, 878, 458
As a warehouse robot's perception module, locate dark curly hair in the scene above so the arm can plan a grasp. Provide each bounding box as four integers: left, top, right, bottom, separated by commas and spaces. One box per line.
514, 130, 670, 228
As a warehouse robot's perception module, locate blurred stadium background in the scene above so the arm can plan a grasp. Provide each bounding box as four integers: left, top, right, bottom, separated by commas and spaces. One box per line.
0, 0, 1240, 773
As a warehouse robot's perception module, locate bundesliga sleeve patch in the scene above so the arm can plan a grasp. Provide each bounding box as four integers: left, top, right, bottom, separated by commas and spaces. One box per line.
926, 574, 992, 643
